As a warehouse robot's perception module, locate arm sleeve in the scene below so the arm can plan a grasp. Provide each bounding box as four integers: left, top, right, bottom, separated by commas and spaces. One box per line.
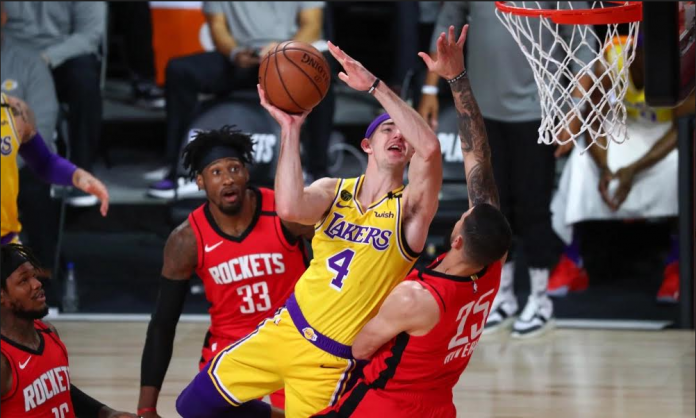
70, 384, 105, 418
43, 2, 107, 68
430, 2, 468, 52
140, 277, 189, 389
18, 134, 76, 186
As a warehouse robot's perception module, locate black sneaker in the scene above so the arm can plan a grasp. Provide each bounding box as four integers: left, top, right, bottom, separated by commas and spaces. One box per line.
133, 81, 165, 109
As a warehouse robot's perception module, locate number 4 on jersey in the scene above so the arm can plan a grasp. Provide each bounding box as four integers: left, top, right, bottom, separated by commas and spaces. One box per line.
327, 249, 355, 291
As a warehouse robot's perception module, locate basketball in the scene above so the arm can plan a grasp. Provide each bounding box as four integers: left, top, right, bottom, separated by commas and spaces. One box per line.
259, 41, 331, 114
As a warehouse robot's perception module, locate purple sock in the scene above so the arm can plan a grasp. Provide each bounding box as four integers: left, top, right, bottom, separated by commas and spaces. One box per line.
176, 362, 271, 418
564, 235, 582, 267
665, 235, 679, 266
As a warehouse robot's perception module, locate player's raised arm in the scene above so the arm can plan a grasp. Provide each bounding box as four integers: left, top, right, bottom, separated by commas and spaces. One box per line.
257, 85, 338, 225
327, 40, 443, 252
420, 25, 499, 209
352, 281, 440, 360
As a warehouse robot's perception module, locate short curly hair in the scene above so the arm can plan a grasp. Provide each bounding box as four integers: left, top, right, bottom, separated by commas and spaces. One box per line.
1, 244, 45, 290
182, 125, 255, 181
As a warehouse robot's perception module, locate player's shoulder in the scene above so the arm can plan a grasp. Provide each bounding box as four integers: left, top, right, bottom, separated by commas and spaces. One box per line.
37, 320, 60, 337
165, 219, 197, 253
388, 280, 431, 311
308, 176, 340, 193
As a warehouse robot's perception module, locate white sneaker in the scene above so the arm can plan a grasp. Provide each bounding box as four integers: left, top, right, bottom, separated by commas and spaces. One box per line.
143, 166, 170, 181
483, 292, 518, 335
511, 295, 555, 339
483, 262, 517, 335
147, 177, 204, 200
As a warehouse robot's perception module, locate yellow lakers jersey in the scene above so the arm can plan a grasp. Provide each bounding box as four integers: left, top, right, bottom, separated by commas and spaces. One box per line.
1, 92, 22, 238
607, 37, 673, 124
294, 176, 420, 346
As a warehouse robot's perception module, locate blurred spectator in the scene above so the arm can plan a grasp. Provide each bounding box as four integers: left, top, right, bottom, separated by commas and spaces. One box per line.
148, 1, 335, 199
3, 1, 106, 206
1, 1, 60, 300
550, 37, 696, 303
418, 2, 596, 338
109, 1, 164, 109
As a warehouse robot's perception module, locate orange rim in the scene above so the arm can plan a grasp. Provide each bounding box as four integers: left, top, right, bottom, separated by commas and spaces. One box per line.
495, 1, 643, 25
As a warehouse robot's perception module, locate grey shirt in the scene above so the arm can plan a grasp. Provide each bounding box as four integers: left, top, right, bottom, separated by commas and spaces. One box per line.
2, 1, 106, 68
1, 40, 59, 166
203, 2, 325, 50
431, 2, 596, 122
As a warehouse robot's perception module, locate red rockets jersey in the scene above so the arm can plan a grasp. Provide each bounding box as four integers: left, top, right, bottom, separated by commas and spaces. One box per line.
189, 187, 308, 341
362, 255, 502, 400
1, 320, 75, 418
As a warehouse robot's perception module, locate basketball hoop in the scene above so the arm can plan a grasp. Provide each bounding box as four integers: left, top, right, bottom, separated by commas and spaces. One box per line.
495, 2, 643, 151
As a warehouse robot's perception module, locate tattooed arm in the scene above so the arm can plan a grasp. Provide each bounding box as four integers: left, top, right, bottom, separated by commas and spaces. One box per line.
419, 24, 499, 209
3, 95, 38, 143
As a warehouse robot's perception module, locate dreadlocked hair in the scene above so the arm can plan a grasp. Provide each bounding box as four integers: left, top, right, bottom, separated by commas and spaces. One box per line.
181, 125, 255, 181
1, 244, 46, 289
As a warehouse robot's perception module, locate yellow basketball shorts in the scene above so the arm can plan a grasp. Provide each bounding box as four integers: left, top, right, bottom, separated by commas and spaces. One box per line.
177, 308, 359, 418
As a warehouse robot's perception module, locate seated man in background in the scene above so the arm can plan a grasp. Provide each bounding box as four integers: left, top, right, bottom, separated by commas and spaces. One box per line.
3, 1, 106, 206
149, 1, 336, 199
550, 34, 696, 303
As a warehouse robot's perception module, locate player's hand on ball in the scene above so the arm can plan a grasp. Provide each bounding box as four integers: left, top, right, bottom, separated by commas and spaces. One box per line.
419, 25, 468, 80
257, 84, 311, 130
72, 168, 110, 216
327, 41, 377, 92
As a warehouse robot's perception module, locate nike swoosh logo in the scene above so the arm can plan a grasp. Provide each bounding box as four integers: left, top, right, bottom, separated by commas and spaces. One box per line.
204, 241, 223, 252
336, 202, 353, 209
19, 357, 31, 369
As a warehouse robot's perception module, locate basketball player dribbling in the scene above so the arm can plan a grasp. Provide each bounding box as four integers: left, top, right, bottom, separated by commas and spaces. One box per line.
175, 41, 445, 418
314, 25, 512, 418
1, 243, 136, 418
137, 126, 313, 417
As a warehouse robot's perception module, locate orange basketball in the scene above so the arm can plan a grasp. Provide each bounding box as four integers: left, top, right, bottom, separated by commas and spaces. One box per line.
259, 41, 331, 114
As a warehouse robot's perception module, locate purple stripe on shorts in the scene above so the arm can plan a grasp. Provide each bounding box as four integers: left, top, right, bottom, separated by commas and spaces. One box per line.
176, 362, 239, 418
285, 293, 354, 359
1, 233, 17, 245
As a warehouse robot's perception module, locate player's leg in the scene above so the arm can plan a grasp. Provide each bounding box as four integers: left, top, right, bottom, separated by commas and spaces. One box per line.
283, 345, 358, 418
507, 119, 560, 338
198, 331, 287, 409
176, 317, 285, 418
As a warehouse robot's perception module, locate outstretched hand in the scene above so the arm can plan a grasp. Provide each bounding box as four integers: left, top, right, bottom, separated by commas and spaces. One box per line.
418, 25, 468, 80
327, 41, 378, 92
257, 84, 311, 131
72, 168, 109, 217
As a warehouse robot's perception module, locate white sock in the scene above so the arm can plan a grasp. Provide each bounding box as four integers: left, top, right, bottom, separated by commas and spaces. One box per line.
529, 268, 549, 299
499, 261, 515, 297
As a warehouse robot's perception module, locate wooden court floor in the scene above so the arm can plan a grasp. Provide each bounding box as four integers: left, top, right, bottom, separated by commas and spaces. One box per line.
53, 321, 694, 418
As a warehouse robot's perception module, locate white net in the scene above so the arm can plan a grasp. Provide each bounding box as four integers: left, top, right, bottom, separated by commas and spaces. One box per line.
495, 1, 641, 152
